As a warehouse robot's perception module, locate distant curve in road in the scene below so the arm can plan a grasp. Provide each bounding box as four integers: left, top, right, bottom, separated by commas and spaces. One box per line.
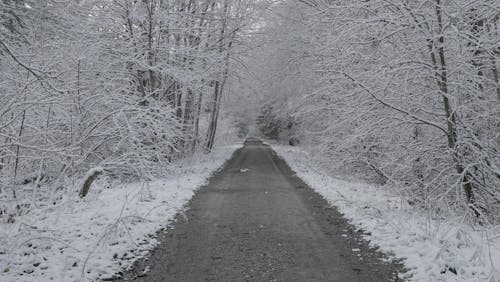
117, 138, 404, 282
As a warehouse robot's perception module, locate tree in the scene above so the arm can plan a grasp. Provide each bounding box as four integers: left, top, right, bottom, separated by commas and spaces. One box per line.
241, 0, 500, 219
0, 0, 260, 208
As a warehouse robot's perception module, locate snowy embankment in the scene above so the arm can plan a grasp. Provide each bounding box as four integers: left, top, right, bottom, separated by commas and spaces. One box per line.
0, 144, 240, 282
273, 145, 499, 282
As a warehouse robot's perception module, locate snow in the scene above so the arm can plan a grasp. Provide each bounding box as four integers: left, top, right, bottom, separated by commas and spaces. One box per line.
83, 167, 104, 178
272, 145, 500, 282
0, 144, 241, 282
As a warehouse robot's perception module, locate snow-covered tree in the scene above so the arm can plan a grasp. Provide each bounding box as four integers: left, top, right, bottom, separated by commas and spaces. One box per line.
243, 0, 499, 221
0, 0, 260, 219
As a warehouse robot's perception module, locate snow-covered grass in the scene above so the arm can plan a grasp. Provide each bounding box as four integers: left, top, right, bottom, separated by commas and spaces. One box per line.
273, 145, 500, 282
0, 144, 241, 282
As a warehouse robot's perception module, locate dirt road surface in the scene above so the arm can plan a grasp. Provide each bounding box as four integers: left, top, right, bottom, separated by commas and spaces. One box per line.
117, 138, 404, 281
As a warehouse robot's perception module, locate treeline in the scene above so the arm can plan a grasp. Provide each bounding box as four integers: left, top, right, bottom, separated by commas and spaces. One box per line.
0, 0, 256, 204
252, 0, 499, 220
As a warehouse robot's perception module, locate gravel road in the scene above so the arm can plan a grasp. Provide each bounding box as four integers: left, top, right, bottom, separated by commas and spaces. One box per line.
117, 138, 404, 281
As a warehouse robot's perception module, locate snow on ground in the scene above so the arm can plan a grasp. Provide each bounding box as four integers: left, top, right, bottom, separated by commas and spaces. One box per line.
273, 145, 500, 282
0, 144, 241, 282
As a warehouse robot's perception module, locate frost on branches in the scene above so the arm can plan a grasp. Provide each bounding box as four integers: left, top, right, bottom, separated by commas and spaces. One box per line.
248, 0, 499, 222
0, 0, 258, 280
0, 0, 257, 215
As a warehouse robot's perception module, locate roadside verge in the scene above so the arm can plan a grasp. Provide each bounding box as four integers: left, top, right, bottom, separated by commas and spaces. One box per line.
0, 144, 241, 282
272, 145, 499, 282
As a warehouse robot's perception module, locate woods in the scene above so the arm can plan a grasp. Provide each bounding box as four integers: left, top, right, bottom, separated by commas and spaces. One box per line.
247, 0, 499, 221
0, 0, 256, 216
1, 0, 498, 231
0, 0, 499, 280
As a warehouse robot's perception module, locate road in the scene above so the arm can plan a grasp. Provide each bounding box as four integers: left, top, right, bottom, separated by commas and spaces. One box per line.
118, 138, 403, 281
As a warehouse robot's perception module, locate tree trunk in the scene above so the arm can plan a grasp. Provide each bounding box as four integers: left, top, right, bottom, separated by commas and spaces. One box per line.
79, 169, 103, 198
206, 0, 231, 151
433, 0, 475, 206
12, 110, 26, 199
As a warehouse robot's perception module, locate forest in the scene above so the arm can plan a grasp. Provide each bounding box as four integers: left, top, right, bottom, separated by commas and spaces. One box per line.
247, 0, 500, 221
0, 0, 262, 204
0, 0, 499, 281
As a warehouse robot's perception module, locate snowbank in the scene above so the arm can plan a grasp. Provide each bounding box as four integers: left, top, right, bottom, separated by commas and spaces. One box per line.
0, 144, 241, 282
273, 145, 499, 282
